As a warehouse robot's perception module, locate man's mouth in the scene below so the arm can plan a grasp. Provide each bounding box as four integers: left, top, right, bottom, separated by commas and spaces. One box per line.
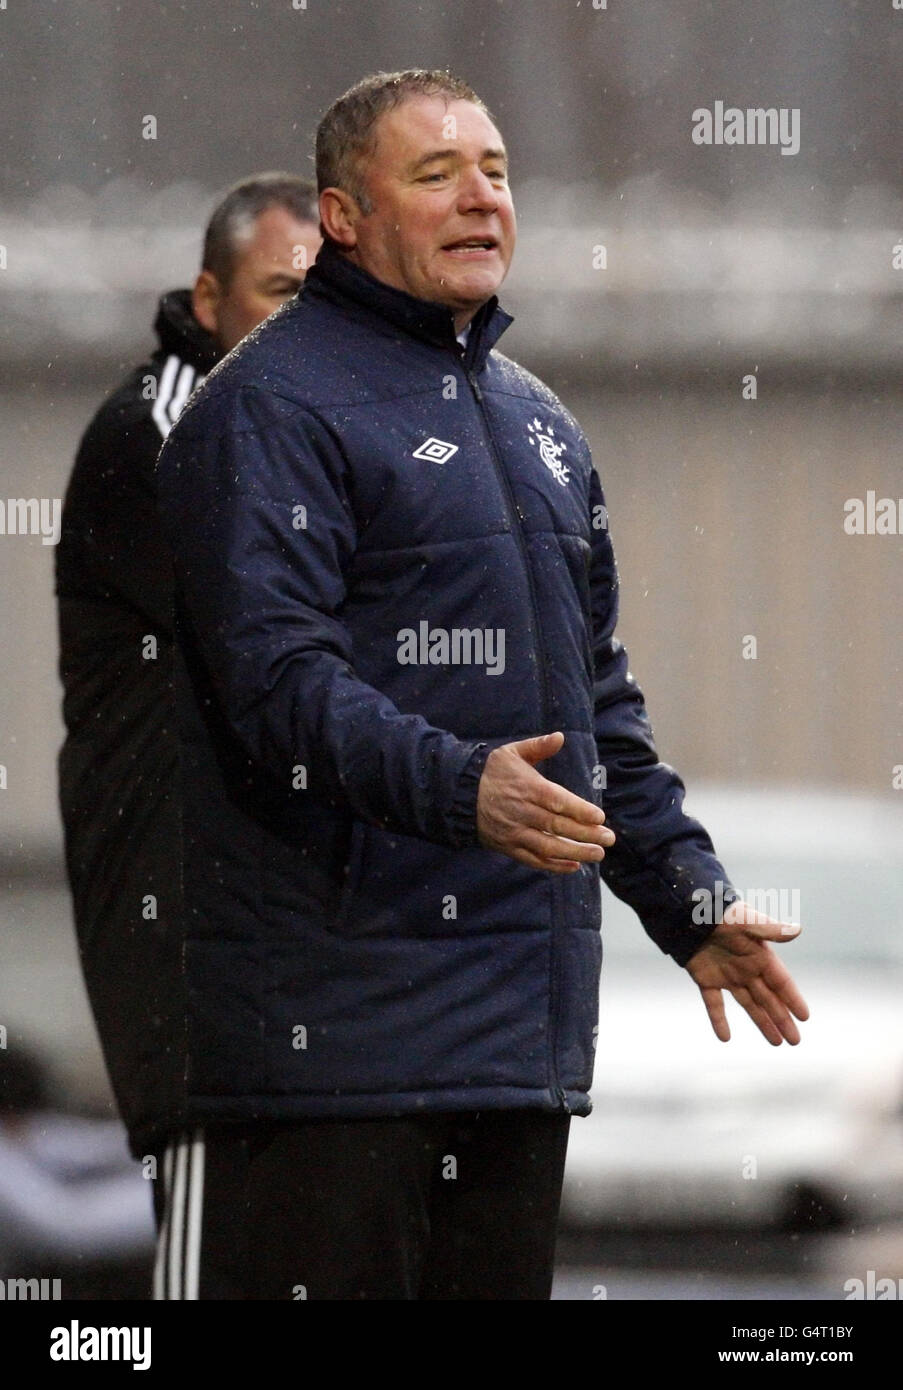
441, 237, 499, 255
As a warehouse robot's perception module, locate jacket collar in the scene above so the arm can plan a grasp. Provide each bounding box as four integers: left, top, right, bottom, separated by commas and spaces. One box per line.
302, 240, 514, 373
153, 289, 220, 373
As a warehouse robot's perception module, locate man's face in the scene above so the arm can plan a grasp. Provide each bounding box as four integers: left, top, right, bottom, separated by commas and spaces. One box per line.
194, 205, 322, 355
344, 96, 516, 330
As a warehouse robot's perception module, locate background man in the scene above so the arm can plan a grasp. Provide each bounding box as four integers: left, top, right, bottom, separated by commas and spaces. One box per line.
54, 174, 322, 1204
154, 72, 808, 1300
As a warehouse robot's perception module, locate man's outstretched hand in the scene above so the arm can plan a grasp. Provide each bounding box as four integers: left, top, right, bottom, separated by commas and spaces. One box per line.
476, 741, 810, 1045
476, 731, 614, 872
685, 902, 810, 1045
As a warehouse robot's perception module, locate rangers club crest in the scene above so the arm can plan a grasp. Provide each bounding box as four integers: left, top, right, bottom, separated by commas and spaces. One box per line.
527, 418, 570, 486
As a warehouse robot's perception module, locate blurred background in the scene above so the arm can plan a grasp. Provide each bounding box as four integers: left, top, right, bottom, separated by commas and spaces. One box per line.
0, 0, 901, 1299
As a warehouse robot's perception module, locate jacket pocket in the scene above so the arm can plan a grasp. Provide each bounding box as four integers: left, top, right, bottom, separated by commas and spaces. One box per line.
330, 821, 553, 939
333, 818, 368, 933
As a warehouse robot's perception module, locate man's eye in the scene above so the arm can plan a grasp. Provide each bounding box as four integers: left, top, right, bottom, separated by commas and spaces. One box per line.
485, 169, 508, 180
420, 173, 446, 182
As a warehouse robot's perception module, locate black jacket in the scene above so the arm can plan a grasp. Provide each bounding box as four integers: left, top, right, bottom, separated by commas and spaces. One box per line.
55, 290, 218, 1158
152, 243, 740, 1126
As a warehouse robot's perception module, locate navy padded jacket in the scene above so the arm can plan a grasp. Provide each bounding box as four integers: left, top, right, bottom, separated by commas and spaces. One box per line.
154, 241, 738, 1124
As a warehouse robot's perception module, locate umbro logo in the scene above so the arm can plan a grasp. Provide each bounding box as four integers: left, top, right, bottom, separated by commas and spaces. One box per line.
412, 437, 459, 464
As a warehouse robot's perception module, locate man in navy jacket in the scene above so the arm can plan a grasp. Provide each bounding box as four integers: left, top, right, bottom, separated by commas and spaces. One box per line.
154, 70, 808, 1300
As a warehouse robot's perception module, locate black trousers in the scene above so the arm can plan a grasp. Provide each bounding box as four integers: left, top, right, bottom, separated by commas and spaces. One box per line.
151, 1109, 571, 1300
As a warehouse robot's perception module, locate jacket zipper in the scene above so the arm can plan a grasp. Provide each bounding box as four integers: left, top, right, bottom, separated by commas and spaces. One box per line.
462, 361, 568, 1115
463, 369, 552, 720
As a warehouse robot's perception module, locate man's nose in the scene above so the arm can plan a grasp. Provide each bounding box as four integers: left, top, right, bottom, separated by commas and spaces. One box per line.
457, 167, 500, 212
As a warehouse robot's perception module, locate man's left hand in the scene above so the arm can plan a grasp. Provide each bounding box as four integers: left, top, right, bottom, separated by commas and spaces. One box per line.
684, 902, 810, 1045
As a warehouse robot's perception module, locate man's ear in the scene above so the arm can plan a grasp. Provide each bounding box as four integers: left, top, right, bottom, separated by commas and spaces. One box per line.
191, 271, 222, 336
319, 188, 361, 250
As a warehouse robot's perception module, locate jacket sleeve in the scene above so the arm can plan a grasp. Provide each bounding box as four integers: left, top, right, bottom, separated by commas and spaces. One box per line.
587, 464, 741, 966
154, 383, 490, 848
58, 405, 175, 639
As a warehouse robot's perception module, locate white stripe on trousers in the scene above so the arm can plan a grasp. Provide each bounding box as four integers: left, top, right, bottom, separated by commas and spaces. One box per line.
153, 1128, 205, 1300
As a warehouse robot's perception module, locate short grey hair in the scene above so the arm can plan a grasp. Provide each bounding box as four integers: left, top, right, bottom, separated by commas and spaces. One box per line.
316, 69, 493, 218
202, 172, 319, 288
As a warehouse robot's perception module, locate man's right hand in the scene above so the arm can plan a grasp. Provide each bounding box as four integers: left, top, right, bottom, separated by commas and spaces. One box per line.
476, 731, 614, 872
